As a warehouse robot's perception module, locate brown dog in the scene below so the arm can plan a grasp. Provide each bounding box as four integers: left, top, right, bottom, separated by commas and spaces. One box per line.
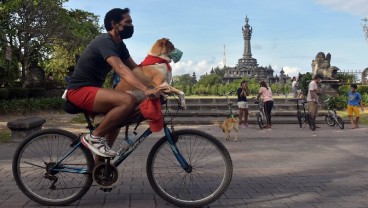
219, 118, 239, 142
115, 38, 185, 108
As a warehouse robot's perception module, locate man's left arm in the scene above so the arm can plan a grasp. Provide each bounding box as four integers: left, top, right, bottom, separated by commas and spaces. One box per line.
123, 57, 138, 69
359, 93, 364, 111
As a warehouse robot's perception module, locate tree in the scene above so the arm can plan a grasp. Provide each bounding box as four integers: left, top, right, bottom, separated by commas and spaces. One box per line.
0, 0, 101, 84
172, 74, 196, 88
196, 73, 222, 86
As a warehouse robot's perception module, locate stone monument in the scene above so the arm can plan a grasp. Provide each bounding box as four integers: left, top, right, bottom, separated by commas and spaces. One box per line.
311, 52, 341, 95
311, 52, 339, 79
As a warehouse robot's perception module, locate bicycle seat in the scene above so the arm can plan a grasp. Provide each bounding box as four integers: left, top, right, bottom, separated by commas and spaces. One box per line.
63, 100, 84, 114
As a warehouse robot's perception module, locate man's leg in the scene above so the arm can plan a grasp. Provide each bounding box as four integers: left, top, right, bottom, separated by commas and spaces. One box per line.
244, 108, 249, 126
83, 88, 136, 157
314, 102, 319, 127
347, 106, 355, 128
307, 101, 316, 127
92, 89, 136, 138
94, 128, 121, 164
238, 108, 244, 125
354, 106, 360, 128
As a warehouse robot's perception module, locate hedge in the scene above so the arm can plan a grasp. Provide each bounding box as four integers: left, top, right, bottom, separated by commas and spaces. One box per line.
0, 88, 9, 100
0, 97, 64, 114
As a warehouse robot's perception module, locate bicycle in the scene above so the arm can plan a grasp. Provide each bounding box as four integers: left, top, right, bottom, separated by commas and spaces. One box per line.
289, 98, 315, 131
12, 94, 233, 207
251, 97, 265, 129
321, 98, 344, 129
221, 90, 235, 118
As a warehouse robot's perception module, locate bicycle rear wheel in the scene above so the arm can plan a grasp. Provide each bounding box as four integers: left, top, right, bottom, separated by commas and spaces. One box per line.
147, 129, 233, 207
297, 111, 303, 128
257, 113, 265, 129
337, 117, 344, 129
325, 115, 335, 126
12, 129, 94, 206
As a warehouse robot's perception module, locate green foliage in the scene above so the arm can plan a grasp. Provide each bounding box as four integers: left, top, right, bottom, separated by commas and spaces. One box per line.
8, 88, 28, 99
335, 72, 356, 85
270, 83, 283, 95
0, 88, 9, 99
338, 85, 350, 96
357, 85, 368, 95
1, 0, 101, 84
299, 72, 312, 96
0, 129, 11, 143
327, 95, 347, 110
0, 97, 64, 114
195, 73, 222, 86
28, 88, 46, 98
361, 94, 368, 106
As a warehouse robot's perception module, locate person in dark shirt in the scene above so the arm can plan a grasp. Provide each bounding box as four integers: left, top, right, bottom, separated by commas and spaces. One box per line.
66, 8, 159, 158
237, 80, 249, 127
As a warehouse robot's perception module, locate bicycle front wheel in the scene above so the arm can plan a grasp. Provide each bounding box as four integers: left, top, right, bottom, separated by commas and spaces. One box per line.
257, 113, 265, 129
12, 129, 94, 206
337, 117, 344, 129
147, 129, 233, 207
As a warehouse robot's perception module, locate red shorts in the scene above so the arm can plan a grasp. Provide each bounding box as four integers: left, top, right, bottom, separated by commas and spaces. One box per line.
67, 86, 100, 112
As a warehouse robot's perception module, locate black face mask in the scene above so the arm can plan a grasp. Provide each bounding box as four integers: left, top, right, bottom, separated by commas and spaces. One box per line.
119, 25, 134, 39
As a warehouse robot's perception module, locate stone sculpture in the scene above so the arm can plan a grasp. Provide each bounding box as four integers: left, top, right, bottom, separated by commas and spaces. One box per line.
311, 52, 338, 79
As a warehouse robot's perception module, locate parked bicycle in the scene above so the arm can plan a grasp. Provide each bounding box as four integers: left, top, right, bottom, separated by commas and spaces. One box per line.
12, 94, 233, 207
252, 97, 265, 129
290, 98, 315, 131
321, 98, 344, 129
222, 91, 235, 118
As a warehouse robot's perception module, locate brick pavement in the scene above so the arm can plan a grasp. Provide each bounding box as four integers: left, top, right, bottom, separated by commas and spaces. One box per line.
1, 114, 368, 207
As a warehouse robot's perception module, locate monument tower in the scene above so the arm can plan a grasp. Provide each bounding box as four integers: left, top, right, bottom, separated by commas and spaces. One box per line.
223, 16, 285, 83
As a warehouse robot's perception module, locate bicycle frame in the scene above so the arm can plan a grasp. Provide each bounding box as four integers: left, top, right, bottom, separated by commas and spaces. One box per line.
51, 113, 191, 175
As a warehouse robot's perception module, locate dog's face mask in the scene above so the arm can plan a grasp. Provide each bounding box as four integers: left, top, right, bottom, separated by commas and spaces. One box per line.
169, 48, 183, 63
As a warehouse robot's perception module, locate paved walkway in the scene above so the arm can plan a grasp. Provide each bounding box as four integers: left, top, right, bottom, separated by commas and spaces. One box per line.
1, 113, 368, 207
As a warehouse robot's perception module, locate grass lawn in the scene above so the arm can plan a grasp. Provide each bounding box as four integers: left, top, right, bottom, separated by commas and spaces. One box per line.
337, 109, 368, 125
0, 129, 11, 143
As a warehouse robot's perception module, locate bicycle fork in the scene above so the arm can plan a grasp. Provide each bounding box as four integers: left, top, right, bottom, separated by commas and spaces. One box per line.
164, 126, 192, 173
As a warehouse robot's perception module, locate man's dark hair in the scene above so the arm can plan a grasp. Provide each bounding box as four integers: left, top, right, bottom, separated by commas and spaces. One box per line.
240, 80, 247, 86
351, 84, 358, 89
104, 8, 130, 31
313, 74, 323, 80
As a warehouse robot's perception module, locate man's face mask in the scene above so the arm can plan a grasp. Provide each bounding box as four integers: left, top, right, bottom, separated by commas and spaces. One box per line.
119, 25, 134, 39
169, 48, 183, 63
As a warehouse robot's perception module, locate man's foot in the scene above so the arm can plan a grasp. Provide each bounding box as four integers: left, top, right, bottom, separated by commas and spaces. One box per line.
81, 134, 116, 158
351, 125, 356, 129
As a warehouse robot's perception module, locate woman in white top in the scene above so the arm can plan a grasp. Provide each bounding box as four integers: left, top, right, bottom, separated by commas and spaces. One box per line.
256, 80, 274, 128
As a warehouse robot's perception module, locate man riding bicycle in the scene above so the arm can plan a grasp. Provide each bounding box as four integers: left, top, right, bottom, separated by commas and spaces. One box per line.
66, 8, 159, 158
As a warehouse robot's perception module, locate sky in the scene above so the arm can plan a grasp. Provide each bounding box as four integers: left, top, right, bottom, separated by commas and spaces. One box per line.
64, 0, 368, 78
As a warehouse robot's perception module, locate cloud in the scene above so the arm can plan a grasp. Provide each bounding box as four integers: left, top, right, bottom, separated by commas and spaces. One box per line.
282, 66, 303, 77
171, 59, 222, 77
315, 0, 368, 16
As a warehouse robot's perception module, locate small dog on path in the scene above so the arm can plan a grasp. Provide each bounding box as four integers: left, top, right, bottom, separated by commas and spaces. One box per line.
219, 117, 239, 142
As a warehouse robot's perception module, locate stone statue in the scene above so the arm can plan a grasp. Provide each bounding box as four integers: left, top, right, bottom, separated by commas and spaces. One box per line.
311, 52, 338, 79
22, 59, 45, 88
